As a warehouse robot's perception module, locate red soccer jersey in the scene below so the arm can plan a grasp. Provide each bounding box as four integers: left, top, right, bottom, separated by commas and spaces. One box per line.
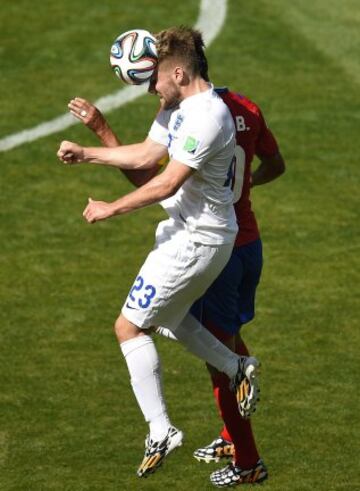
217, 88, 279, 246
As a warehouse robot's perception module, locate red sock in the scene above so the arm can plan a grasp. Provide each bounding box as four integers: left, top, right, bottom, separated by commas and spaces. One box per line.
219, 336, 250, 442
213, 339, 260, 469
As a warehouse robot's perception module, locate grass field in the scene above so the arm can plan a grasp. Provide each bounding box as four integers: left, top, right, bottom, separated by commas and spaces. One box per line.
1, 1, 359, 489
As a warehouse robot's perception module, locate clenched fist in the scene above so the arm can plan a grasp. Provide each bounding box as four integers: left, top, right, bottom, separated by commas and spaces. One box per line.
57, 140, 84, 164
83, 198, 116, 223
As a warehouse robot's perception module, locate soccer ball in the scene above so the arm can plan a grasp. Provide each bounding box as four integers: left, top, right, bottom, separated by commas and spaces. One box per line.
110, 29, 157, 85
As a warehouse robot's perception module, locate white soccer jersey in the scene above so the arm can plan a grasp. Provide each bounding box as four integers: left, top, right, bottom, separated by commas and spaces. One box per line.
148, 87, 238, 245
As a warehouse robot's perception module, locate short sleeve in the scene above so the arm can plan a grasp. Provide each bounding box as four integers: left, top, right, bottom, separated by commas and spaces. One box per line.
148, 109, 172, 146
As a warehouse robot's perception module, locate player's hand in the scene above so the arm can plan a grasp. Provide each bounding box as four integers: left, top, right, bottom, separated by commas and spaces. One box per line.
83, 198, 115, 223
57, 140, 84, 164
68, 97, 106, 133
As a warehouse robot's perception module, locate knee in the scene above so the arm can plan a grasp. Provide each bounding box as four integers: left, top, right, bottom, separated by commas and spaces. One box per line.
114, 314, 143, 344
114, 316, 122, 342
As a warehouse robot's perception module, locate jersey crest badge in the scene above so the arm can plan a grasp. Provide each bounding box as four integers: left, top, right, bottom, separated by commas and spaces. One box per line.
173, 114, 184, 131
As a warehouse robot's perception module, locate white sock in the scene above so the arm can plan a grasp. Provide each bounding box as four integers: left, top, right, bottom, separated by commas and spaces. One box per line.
155, 326, 178, 341
172, 313, 239, 378
120, 335, 171, 442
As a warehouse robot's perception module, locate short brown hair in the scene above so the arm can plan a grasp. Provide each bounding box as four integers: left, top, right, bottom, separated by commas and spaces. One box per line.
155, 26, 209, 79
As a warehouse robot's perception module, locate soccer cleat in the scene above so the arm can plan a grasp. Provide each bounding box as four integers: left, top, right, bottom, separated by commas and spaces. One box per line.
230, 357, 260, 419
136, 426, 183, 477
193, 436, 235, 463
210, 459, 268, 487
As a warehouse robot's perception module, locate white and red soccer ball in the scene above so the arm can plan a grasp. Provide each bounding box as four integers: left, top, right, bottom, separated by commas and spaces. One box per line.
110, 29, 157, 85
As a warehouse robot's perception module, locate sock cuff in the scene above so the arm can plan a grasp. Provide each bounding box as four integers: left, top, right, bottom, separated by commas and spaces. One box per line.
120, 334, 154, 358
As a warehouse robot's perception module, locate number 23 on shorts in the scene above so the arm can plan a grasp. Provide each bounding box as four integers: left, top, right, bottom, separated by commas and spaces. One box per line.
128, 275, 157, 309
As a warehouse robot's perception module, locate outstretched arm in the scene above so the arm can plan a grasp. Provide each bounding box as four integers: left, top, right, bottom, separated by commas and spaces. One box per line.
57, 136, 166, 171
83, 159, 194, 223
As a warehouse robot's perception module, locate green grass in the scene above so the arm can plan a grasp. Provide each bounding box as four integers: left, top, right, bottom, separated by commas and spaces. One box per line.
1, 0, 359, 489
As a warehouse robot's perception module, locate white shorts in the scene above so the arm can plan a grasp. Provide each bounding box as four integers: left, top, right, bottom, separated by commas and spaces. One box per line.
121, 219, 233, 330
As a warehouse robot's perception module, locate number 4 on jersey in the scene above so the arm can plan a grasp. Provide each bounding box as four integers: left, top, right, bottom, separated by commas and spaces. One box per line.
223, 145, 246, 203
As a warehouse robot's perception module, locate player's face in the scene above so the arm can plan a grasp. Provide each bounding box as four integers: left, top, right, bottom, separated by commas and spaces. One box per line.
150, 61, 181, 110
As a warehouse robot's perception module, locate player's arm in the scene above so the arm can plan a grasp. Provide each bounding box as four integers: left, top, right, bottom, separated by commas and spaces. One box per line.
67, 97, 161, 187
83, 160, 194, 223
251, 107, 286, 187
251, 151, 285, 187
57, 136, 166, 171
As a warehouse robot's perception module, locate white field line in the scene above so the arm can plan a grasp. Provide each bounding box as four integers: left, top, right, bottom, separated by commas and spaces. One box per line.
0, 0, 227, 153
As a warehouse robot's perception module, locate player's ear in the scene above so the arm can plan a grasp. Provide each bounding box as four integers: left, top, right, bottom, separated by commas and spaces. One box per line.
174, 66, 187, 85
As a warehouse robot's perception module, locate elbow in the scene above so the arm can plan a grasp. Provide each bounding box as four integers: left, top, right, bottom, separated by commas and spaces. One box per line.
278, 162, 286, 176
157, 177, 182, 200
275, 153, 286, 176
134, 156, 159, 170
135, 141, 165, 170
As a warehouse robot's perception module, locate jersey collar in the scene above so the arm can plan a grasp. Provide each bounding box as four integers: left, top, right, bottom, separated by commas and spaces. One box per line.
179, 83, 214, 110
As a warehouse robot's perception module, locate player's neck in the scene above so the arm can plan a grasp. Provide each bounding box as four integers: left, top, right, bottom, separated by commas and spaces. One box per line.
181, 77, 211, 101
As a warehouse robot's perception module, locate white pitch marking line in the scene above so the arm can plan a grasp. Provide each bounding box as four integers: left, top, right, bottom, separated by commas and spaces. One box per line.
0, 0, 227, 153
